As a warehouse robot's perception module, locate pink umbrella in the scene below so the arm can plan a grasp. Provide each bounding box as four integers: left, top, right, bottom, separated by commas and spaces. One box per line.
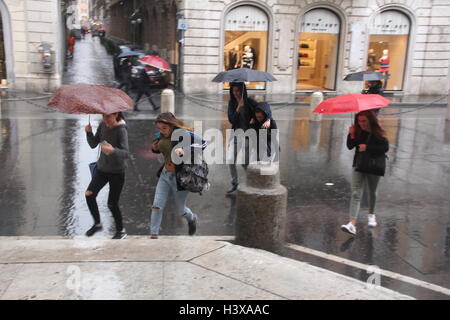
48, 83, 133, 114
312, 94, 391, 114
139, 55, 171, 72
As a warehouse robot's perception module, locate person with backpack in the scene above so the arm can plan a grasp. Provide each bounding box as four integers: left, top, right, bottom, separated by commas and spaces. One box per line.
84, 112, 129, 240
149, 112, 206, 239
340, 110, 389, 236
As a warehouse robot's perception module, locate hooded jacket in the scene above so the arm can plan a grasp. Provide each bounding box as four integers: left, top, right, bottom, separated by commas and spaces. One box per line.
227, 82, 272, 130
251, 101, 278, 160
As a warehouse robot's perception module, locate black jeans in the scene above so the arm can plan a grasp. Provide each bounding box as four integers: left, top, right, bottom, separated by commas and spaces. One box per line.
86, 169, 125, 231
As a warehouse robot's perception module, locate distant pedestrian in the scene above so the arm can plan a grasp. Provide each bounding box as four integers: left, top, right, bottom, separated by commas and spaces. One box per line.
85, 112, 129, 239
117, 57, 133, 94
67, 34, 75, 58
226, 82, 271, 194
133, 66, 159, 111
341, 110, 389, 236
149, 112, 205, 239
362, 80, 384, 115
250, 101, 279, 162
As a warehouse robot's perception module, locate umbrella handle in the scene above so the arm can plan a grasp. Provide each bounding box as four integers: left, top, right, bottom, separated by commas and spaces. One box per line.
88, 114, 90, 125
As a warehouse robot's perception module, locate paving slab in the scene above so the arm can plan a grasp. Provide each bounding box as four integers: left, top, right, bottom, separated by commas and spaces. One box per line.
0, 237, 414, 300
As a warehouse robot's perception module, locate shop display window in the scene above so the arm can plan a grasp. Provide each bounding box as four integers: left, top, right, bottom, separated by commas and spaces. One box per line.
367, 10, 410, 91
223, 6, 268, 90
296, 9, 340, 91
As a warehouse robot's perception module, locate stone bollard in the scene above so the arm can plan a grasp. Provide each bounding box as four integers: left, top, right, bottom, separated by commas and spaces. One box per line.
161, 88, 175, 114
235, 163, 288, 253
310, 91, 323, 121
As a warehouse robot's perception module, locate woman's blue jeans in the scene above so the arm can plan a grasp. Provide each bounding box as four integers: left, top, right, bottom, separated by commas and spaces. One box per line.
150, 168, 195, 235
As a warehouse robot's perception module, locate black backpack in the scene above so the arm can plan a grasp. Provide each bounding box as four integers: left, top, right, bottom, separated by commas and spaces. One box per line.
176, 160, 209, 195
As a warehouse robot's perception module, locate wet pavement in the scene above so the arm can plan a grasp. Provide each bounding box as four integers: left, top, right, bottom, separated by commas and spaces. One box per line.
1, 35, 449, 299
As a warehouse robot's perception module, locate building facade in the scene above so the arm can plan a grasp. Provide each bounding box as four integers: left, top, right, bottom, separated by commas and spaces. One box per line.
0, 0, 65, 92
91, 0, 450, 95
179, 0, 450, 95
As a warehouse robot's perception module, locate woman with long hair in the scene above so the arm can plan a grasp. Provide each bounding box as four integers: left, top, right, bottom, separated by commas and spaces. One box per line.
150, 112, 205, 239
341, 110, 389, 236
85, 112, 129, 239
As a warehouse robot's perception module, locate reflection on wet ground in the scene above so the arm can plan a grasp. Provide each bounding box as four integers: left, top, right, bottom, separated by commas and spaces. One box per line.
0, 35, 449, 299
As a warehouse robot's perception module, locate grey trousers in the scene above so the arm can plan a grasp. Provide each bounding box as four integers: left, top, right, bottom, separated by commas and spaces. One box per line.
349, 169, 381, 219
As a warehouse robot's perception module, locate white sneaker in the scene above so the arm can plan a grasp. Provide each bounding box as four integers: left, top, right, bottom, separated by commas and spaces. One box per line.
340, 222, 356, 235
368, 214, 377, 227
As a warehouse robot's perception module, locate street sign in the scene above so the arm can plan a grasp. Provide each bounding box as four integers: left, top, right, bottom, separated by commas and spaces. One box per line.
178, 19, 187, 30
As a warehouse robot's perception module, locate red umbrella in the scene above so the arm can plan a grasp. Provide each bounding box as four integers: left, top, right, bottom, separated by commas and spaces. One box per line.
312, 94, 391, 114
48, 83, 133, 114
139, 55, 171, 71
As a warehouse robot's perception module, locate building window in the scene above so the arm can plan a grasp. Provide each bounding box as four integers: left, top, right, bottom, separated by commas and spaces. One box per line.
224, 5, 268, 90
367, 10, 410, 91
297, 9, 340, 91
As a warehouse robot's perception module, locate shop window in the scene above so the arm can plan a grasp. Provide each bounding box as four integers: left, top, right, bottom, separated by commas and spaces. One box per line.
367, 10, 410, 91
224, 6, 268, 90
297, 9, 340, 91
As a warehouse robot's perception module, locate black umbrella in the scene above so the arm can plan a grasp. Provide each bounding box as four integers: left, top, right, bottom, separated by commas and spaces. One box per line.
212, 68, 277, 82
344, 71, 383, 81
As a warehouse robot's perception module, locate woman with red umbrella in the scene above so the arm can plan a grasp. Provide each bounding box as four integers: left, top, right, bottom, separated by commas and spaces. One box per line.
84, 112, 129, 239
341, 110, 389, 236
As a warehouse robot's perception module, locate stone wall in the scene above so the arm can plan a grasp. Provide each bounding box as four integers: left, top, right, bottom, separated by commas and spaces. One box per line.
2, 0, 62, 92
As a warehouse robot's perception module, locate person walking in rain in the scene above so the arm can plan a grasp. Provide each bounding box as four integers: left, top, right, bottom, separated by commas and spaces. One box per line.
149, 112, 205, 239
341, 110, 389, 236
117, 56, 134, 95
85, 112, 129, 239
133, 66, 160, 111
362, 80, 384, 115
226, 82, 271, 194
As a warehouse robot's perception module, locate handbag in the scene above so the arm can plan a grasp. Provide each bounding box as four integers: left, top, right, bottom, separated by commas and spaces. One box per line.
89, 162, 97, 178
355, 152, 386, 176
89, 142, 101, 178
354, 134, 387, 176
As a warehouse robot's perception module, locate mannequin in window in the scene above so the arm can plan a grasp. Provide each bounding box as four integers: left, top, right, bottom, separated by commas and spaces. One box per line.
227, 45, 239, 70
378, 49, 390, 90
242, 45, 254, 69
367, 48, 377, 71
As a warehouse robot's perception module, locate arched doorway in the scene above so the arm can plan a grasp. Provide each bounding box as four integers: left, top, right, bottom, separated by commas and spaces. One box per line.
367, 10, 410, 91
223, 5, 269, 90
296, 8, 341, 91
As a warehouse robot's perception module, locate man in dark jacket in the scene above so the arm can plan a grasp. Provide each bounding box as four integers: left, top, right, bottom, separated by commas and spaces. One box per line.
117, 57, 133, 94
251, 102, 279, 162
133, 66, 160, 111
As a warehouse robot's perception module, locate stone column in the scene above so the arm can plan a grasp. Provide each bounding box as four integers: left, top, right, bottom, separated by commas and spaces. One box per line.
235, 163, 287, 252
161, 88, 175, 114
310, 91, 323, 121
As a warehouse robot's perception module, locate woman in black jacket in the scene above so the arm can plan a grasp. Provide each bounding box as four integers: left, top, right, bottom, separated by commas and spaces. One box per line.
362, 80, 384, 115
341, 110, 389, 236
